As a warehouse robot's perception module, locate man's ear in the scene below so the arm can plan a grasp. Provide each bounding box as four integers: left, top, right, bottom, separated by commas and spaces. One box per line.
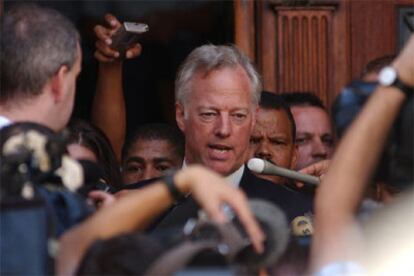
50, 65, 69, 103
290, 145, 298, 170
175, 102, 186, 132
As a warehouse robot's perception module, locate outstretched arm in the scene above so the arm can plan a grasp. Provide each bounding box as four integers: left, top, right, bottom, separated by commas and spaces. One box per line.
311, 35, 414, 271
91, 14, 141, 161
56, 165, 264, 275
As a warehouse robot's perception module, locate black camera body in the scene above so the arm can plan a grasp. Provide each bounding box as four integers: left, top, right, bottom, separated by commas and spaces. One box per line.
332, 81, 413, 190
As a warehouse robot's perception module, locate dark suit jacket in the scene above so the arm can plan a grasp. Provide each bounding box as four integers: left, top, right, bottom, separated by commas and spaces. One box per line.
153, 167, 313, 230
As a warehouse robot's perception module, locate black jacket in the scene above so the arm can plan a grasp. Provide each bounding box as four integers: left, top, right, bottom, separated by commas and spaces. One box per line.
153, 167, 313, 230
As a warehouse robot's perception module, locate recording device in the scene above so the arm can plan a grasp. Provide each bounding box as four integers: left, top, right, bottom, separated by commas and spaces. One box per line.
333, 81, 413, 190
247, 158, 320, 186
1, 124, 67, 199
145, 199, 289, 275
75, 160, 112, 196
111, 22, 149, 59
1, 123, 94, 275
0, 123, 110, 198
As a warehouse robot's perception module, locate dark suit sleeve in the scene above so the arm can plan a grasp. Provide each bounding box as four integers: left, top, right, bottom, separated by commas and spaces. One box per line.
240, 168, 314, 222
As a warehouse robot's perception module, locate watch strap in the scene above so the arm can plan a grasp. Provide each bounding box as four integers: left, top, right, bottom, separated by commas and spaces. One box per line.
393, 78, 414, 97
162, 171, 183, 202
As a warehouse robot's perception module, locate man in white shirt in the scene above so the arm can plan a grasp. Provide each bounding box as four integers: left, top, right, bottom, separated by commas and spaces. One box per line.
156, 45, 313, 227
174, 45, 260, 185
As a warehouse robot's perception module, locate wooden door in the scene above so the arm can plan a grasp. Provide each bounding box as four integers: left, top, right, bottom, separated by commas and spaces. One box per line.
234, 0, 413, 108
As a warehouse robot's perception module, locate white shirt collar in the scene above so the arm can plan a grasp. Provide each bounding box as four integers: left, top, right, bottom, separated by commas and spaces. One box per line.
182, 159, 244, 188
0, 115, 11, 129
224, 164, 244, 188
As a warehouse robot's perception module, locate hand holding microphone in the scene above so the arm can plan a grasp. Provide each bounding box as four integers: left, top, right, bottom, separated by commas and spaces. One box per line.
247, 158, 320, 186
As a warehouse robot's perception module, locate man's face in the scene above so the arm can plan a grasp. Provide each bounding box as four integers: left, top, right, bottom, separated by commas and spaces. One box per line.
122, 139, 183, 184
176, 66, 256, 176
249, 108, 297, 184
291, 106, 334, 169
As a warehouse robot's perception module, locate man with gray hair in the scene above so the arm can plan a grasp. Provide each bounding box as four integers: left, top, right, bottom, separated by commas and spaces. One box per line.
158, 44, 313, 227
175, 44, 261, 177
0, 4, 82, 131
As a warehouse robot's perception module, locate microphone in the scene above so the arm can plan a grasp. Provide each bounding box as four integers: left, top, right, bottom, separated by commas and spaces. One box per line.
247, 158, 320, 186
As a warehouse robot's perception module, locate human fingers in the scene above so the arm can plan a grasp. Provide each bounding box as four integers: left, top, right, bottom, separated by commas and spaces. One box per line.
104, 13, 122, 29
295, 181, 305, 188
94, 50, 116, 63
95, 40, 119, 59
186, 168, 232, 223
224, 190, 265, 253
299, 159, 330, 177
94, 25, 112, 45
202, 196, 227, 224
183, 166, 264, 252
88, 190, 115, 208
298, 164, 318, 176
125, 44, 143, 59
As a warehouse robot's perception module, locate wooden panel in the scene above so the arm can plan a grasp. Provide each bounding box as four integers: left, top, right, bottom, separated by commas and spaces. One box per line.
270, 0, 341, 6
256, 0, 277, 92
234, 0, 255, 60
234, 0, 402, 108
395, 0, 414, 5
274, 7, 335, 105
330, 0, 350, 103
349, 0, 396, 79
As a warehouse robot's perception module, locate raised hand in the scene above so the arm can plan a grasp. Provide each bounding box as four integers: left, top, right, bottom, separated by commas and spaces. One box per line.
174, 165, 265, 254
94, 13, 142, 62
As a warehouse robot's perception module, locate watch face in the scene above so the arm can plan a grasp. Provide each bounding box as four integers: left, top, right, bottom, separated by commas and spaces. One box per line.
379, 67, 397, 86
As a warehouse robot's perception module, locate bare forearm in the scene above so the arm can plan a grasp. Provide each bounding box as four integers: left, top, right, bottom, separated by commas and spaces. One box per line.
315, 35, 414, 229
92, 62, 125, 162
92, 13, 142, 162
312, 87, 406, 269
57, 180, 178, 275
318, 88, 405, 213
56, 169, 199, 275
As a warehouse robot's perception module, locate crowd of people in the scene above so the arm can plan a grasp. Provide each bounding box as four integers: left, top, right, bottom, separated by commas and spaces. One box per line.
1, 3, 413, 275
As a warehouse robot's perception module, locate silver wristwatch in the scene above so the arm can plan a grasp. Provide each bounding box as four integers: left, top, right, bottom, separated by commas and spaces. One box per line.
378, 66, 413, 96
